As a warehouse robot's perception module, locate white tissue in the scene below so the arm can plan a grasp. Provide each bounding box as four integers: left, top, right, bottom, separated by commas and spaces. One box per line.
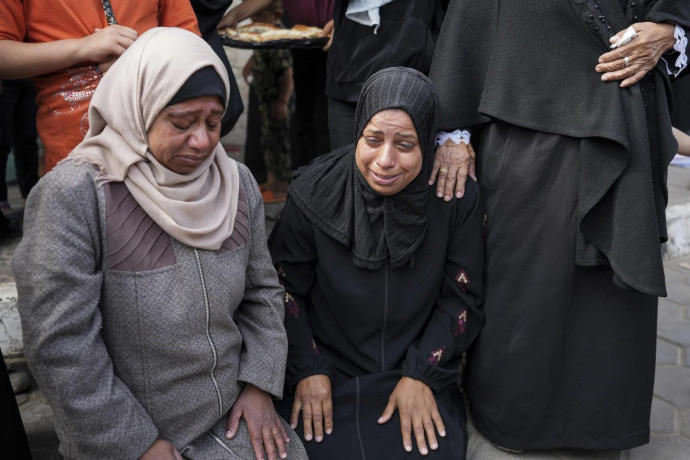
610, 26, 638, 49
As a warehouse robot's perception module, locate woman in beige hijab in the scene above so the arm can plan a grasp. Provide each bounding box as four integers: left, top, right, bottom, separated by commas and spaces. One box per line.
14, 27, 306, 460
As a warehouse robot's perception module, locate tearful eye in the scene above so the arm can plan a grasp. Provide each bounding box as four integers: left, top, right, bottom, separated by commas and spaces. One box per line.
366, 137, 382, 145
172, 122, 190, 131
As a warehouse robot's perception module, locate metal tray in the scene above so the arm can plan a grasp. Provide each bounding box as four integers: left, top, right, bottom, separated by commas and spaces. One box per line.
221, 35, 328, 50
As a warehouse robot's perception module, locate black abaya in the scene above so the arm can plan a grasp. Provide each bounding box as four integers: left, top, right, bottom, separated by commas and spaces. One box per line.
469, 122, 658, 449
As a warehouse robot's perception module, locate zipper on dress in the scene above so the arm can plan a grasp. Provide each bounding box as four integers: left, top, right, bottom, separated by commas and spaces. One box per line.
194, 248, 224, 418
380, 265, 389, 372
208, 430, 240, 457
355, 376, 367, 460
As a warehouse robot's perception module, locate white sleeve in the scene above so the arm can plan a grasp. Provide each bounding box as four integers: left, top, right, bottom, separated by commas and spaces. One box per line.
662, 25, 688, 77
436, 129, 472, 146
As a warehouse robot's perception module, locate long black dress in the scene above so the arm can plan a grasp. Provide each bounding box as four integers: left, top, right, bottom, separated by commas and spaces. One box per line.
269, 181, 485, 459
429, 0, 690, 451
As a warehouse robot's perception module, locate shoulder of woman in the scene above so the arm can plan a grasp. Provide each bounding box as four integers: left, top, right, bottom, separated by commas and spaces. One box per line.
235, 161, 260, 203
31, 160, 100, 205
430, 178, 481, 208
429, 179, 483, 226
280, 195, 312, 228
20, 161, 102, 250
454, 179, 482, 219
46, 159, 100, 189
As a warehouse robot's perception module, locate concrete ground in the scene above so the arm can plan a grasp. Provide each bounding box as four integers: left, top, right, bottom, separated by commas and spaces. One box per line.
2, 167, 690, 459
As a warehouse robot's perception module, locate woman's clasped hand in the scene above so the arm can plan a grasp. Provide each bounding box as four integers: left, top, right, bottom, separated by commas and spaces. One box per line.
596, 22, 677, 86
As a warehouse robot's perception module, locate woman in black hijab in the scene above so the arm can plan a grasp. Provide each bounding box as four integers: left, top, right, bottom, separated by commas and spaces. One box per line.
269, 67, 485, 459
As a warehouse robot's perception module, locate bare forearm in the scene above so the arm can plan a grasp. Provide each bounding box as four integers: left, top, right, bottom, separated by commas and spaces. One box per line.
219, 0, 274, 29
0, 26, 137, 79
0, 39, 87, 79
237, 0, 273, 20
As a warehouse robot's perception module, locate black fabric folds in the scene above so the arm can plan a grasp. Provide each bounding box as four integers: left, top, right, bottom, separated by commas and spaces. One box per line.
429, 0, 690, 295
289, 67, 439, 269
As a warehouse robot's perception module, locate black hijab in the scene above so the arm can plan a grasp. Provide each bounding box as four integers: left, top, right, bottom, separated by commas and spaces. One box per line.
289, 67, 439, 269
166, 66, 226, 107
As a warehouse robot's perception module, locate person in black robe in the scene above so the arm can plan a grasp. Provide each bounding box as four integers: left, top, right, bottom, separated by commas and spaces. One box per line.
325, 0, 446, 150
428, 0, 690, 452
269, 67, 485, 459
190, 0, 244, 136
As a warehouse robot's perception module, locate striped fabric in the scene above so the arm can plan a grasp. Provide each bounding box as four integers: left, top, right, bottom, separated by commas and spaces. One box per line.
105, 182, 249, 271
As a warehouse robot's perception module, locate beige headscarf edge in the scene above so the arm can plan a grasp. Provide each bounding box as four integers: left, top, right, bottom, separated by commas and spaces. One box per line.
67, 27, 240, 251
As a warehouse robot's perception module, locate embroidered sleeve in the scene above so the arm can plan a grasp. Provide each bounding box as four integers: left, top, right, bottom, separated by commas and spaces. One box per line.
268, 199, 335, 390
401, 183, 486, 392
279, 283, 335, 390
436, 129, 471, 146
662, 25, 688, 78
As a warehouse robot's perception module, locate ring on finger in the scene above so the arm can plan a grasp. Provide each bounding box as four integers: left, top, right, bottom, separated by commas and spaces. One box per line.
439, 166, 449, 174
624, 56, 630, 67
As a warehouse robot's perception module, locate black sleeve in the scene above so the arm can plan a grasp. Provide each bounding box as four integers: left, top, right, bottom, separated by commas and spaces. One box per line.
268, 198, 336, 390
401, 182, 486, 392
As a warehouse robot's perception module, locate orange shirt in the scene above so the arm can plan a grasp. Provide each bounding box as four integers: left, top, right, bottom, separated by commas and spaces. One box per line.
0, 0, 200, 172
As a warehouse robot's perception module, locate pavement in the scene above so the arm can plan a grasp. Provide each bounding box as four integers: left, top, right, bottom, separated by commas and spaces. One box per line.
2, 166, 690, 460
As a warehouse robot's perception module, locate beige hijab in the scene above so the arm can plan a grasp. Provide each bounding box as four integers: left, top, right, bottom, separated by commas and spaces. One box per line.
68, 27, 239, 251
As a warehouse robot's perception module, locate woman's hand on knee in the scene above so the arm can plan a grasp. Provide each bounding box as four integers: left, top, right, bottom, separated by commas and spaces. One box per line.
291, 374, 333, 442
139, 439, 183, 460
378, 377, 446, 456
226, 383, 290, 460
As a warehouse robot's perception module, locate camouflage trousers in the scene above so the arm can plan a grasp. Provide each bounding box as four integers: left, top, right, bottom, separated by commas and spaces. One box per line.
258, 98, 291, 182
